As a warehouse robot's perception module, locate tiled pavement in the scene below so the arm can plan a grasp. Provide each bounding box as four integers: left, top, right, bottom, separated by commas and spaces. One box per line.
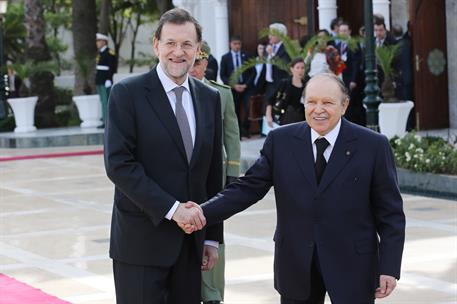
0, 145, 456, 303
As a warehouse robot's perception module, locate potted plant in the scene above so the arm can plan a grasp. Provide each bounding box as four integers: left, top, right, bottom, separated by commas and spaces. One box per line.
376, 44, 414, 139
72, 54, 102, 128
6, 61, 54, 133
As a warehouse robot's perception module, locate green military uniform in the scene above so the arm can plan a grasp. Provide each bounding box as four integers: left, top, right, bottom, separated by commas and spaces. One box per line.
201, 77, 240, 303
95, 37, 117, 125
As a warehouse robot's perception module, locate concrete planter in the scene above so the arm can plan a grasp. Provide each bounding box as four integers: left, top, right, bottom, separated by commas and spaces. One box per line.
397, 168, 457, 198
7, 96, 38, 133
73, 95, 103, 128
379, 101, 414, 139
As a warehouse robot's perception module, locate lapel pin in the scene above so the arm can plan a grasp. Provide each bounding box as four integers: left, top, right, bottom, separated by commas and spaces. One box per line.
346, 150, 351, 156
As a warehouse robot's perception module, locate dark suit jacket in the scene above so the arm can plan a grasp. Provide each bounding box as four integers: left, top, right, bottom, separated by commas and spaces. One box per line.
269, 43, 291, 85
105, 68, 223, 267
220, 51, 250, 85
205, 54, 219, 82
336, 41, 362, 89
202, 119, 405, 302
264, 43, 291, 103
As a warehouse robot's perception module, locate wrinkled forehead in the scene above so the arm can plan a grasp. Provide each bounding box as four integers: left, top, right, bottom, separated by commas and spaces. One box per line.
304, 77, 344, 100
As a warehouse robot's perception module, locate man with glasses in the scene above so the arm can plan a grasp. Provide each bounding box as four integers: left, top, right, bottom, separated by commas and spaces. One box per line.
104, 8, 223, 304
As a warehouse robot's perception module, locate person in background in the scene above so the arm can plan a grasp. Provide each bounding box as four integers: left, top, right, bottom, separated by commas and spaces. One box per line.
265, 57, 306, 127
243, 42, 267, 136
95, 32, 117, 128
336, 22, 365, 126
205, 52, 219, 82
264, 23, 291, 113
189, 41, 241, 304
395, 22, 414, 130
307, 30, 330, 78
220, 35, 251, 138
6, 61, 22, 98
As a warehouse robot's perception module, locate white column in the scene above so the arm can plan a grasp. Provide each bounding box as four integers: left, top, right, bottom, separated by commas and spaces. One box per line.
214, 0, 229, 62
172, 0, 197, 13
373, 0, 391, 30
317, 0, 337, 32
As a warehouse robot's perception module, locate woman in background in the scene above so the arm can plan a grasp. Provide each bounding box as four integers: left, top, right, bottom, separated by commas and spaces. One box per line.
265, 57, 307, 126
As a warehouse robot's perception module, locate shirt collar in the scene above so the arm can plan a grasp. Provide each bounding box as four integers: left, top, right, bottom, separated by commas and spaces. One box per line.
310, 118, 342, 147
99, 46, 107, 53
156, 62, 190, 94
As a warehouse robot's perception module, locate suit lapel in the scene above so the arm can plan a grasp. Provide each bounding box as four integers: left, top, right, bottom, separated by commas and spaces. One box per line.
292, 123, 318, 190
188, 77, 203, 168
317, 119, 357, 193
144, 69, 188, 163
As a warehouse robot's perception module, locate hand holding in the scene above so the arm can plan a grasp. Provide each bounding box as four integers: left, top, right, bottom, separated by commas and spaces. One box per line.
375, 275, 397, 298
201, 245, 219, 271
172, 201, 206, 231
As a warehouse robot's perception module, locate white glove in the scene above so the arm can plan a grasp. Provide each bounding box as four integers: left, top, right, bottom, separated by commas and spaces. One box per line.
105, 80, 112, 88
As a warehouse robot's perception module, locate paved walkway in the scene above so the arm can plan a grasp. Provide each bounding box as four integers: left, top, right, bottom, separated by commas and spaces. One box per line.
0, 144, 456, 303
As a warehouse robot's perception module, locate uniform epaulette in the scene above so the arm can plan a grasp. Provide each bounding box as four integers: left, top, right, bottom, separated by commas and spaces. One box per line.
209, 80, 230, 90
109, 49, 116, 56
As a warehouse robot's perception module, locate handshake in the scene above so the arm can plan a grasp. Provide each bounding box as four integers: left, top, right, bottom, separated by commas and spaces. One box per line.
172, 202, 206, 234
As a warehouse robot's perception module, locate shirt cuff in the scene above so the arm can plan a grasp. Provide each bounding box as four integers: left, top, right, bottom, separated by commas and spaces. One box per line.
165, 201, 180, 220
204, 240, 219, 249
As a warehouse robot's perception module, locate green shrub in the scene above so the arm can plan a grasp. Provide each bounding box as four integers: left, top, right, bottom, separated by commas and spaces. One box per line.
390, 133, 457, 175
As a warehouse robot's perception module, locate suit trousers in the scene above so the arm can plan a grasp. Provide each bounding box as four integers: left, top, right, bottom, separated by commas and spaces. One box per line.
281, 247, 326, 304
113, 235, 201, 304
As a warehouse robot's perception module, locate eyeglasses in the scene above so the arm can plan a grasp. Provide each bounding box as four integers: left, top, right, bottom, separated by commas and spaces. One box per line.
160, 40, 197, 51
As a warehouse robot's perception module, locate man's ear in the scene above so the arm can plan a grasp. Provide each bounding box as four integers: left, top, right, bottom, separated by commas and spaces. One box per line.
152, 37, 159, 56
342, 98, 350, 115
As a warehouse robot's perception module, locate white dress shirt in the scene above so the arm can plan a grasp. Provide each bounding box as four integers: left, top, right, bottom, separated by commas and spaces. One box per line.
310, 119, 342, 162
266, 42, 283, 82
157, 63, 218, 247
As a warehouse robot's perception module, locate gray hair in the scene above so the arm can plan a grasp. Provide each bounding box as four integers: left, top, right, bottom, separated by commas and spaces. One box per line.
269, 23, 287, 36
304, 73, 349, 103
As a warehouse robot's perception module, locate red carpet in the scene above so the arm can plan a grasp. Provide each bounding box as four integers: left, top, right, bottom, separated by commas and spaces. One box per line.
0, 274, 71, 304
0, 150, 103, 162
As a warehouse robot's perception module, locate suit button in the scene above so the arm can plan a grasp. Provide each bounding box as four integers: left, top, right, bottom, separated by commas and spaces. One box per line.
308, 242, 314, 248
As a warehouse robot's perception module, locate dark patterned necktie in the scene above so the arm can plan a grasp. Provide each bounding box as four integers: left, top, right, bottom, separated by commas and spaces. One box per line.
173, 86, 193, 163
315, 137, 330, 184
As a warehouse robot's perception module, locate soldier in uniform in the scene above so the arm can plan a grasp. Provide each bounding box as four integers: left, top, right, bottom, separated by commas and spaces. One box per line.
95, 33, 117, 128
189, 41, 241, 304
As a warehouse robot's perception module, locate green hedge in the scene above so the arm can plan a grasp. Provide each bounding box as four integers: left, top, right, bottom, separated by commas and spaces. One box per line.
390, 133, 457, 175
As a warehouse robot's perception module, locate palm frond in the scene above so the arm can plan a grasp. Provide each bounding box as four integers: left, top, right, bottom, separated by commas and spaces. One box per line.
376, 44, 401, 78
229, 57, 265, 87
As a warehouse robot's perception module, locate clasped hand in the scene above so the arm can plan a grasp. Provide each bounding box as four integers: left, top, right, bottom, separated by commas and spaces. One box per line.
172, 201, 205, 233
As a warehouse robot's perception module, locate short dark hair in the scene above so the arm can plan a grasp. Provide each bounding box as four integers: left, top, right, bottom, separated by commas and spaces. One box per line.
304, 73, 349, 103
230, 35, 242, 42
330, 17, 343, 31
317, 29, 330, 36
289, 57, 304, 68
154, 8, 202, 42
339, 21, 351, 30
374, 14, 386, 29
392, 24, 403, 38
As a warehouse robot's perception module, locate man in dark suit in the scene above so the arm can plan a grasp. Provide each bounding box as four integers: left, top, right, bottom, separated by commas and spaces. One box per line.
183, 73, 405, 303
220, 35, 251, 137
264, 23, 291, 109
336, 22, 365, 126
374, 19, 398, 93
104, 8, 223, 304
